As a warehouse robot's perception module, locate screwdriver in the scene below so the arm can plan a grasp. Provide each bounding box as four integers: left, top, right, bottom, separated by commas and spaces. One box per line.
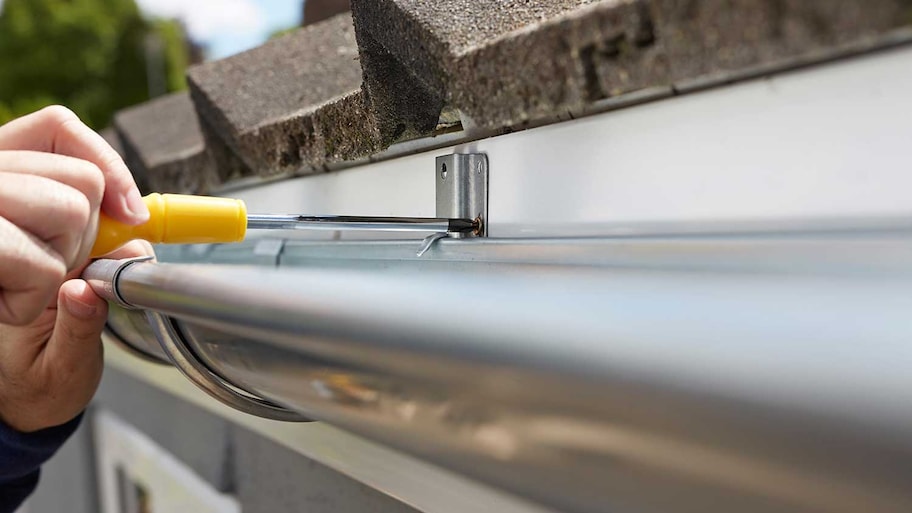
90, 193, 478, 258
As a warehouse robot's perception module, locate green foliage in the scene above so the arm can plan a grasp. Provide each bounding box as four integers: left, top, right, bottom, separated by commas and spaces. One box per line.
0, 0, 190, 128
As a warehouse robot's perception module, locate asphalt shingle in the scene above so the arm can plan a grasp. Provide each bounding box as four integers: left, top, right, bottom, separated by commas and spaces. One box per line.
187, 12, 378, 180
113, 92, 215, 194
353, 0, 912, 131
112, 0, 912, 191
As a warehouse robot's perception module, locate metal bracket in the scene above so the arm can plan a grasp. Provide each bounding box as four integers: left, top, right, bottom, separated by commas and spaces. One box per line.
247, 153, 487, 258
415, 154, 488, 256
436, 153, 488, 238
415, 153, 489, 257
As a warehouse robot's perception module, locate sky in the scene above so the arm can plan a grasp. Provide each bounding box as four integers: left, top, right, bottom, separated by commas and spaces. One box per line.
134, 0, 302, 60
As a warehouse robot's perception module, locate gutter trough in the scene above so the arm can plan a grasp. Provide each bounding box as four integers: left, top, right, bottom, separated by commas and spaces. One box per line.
85, 234, 912, 513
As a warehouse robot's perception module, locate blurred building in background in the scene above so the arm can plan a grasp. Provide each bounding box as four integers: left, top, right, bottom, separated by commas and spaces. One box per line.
303, 0, 349, 25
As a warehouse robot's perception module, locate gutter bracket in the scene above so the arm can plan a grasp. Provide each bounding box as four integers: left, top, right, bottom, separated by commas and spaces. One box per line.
436, 153, 488, 238
419, 153, 488, 256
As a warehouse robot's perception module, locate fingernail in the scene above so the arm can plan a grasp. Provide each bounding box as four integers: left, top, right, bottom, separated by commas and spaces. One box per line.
124, 188, 150, 223
64, 295, 98, 320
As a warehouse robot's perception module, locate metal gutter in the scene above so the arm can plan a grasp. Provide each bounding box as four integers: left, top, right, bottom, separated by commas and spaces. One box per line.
88, 248, 912, 513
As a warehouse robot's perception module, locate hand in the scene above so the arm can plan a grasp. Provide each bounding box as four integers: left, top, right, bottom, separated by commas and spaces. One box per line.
0, 106, 151, 432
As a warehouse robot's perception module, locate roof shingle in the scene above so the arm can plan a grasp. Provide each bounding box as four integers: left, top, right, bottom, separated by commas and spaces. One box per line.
187, 12, 377, 178
113, 0, 912, 192
113, 92, 215, 194
354, 0, 912, 130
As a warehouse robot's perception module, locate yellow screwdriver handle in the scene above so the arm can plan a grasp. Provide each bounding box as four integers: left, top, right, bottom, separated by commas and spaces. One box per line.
91, 193, 248, 257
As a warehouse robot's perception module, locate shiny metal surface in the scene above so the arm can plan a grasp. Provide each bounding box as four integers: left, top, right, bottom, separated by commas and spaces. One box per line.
82, 255, 154, 308
416, 232, 450, 257
102, 339, 557, 513
96, 254, 912, 513
275, 225, 912, 275
166, 223, 912, 275
247, 214, 475, 234
86, 258, 310, 422
435, 153, 488, 237
146, 311, 310, 422
105, 306, 169, 364
85, 256, 171, 364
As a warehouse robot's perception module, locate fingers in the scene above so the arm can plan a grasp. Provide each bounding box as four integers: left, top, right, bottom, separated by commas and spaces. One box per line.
0, 105, 149, 225
0, 150, 105, 204
104, 239, 156, 261
46, 280, 108, 370
0, 151, 106, 265
0, 171, 98, 269
0, 279, 107, 432
0, 217, 67, 325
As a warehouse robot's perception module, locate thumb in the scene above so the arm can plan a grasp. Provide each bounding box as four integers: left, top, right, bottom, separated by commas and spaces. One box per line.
47, 279, 108, 365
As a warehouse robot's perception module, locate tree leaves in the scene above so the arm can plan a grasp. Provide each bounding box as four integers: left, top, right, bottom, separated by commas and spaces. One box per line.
0, 0, 190, 128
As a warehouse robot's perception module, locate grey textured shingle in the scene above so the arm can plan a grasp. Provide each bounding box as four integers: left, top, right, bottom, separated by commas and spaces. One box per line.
113, 92, 216, 194
353, 0, 912, 132
187, 12, 378, 179
113, 0, 911, 190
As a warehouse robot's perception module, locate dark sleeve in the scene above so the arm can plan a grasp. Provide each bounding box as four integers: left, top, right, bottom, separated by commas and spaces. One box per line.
0, 414, 82, 513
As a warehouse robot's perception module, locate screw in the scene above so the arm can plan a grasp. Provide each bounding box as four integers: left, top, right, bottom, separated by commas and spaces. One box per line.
441, 163, 448, 180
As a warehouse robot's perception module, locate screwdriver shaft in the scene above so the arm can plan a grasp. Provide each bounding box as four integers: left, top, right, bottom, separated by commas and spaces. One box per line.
247, 215, 477, 234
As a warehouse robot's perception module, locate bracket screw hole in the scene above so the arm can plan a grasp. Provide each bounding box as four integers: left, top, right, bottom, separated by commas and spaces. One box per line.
440, 163, 448, 180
